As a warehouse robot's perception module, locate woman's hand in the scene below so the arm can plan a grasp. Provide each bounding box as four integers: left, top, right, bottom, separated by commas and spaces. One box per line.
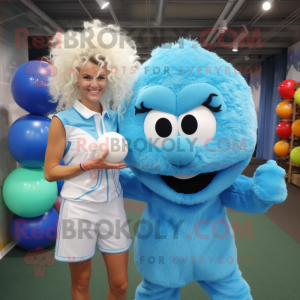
83, 149, 127, 170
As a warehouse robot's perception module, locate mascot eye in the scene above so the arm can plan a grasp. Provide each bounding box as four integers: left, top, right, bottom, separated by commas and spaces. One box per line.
181, 115, 198, 135
155, 118, 172, 137
178, 106, 216, 145
144, 110, 178, 147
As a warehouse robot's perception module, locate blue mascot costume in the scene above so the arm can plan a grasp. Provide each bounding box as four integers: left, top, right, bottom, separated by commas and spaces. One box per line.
118, 38, 287, 300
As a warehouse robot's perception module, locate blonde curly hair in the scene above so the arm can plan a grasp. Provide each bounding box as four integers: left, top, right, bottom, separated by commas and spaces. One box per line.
47, 19, 140, 112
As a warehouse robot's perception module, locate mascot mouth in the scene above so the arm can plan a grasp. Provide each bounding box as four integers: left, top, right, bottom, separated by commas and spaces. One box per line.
160, 171, 218, 194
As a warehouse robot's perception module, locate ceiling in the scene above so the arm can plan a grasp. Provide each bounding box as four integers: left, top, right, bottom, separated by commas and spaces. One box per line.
2, 0, 300, 73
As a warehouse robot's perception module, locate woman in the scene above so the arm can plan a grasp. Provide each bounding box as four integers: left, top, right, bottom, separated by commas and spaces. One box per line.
44, 19, 140, 300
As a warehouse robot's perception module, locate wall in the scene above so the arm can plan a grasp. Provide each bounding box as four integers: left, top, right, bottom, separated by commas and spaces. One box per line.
249, 68, 262, 119
0, 3, 29, 259
286, 40, 300, 81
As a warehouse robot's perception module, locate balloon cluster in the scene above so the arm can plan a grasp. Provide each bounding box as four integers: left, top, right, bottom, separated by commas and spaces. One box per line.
274, 79, 300, 166
3, 61, 62, 251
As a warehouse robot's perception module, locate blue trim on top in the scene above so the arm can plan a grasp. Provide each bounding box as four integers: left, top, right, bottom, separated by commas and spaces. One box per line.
112, 169, 121, 196
75, 169, 103, 200
105, 170, 109, 202
90, 170, 100, 189
63, 141, 72, 158
57, 107, 99, 140
53, 113, 66, 127
66, 156, 74, 165
103, 110, 117, 133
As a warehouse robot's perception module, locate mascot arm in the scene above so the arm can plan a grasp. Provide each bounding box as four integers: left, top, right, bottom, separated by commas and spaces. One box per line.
119, 168, 151, 202
220, 160, 287, 213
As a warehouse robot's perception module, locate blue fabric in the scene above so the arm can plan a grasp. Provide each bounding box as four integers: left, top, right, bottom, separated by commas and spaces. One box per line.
118, 38, 287, 298
54, 107, 118, 140
256, 49, 287, 160
121, 47, 258, 179
198, 267, 252, 300
136, 279, 181, 300
63, 141, 72, 158
177, 83, 227, 116
244, 73, 250, 85
105, 169, 110, 202
136, 85, 177, 114
75, 168, 102, 200
164, 137, 196, 166
66, 156, 74, 166
112, 169, 122, 196
54, 108, 100, 140
103, 108, 118, 132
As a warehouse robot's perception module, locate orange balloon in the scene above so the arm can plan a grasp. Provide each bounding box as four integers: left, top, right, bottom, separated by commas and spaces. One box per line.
274, 141, 290, 157
292, 120, 300, 137
276, 101, 293, 119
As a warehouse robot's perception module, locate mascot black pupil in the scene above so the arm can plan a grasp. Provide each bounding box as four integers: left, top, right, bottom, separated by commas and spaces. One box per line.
181, 114, 198, 135
155, 118, 172, 137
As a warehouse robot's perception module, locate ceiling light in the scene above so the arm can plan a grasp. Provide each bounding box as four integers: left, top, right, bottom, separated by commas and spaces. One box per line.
96, 0, 110, 9
101, 2, 109, 9
262, 1, 271, 11
245, 55, 250, 61
232, 43, 238, 52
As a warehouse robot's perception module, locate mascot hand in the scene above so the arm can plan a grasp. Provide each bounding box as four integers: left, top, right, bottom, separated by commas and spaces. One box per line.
252, 160, 287, 204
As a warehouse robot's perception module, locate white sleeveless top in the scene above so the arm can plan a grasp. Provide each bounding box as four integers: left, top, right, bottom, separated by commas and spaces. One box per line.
53, 99, 122, 202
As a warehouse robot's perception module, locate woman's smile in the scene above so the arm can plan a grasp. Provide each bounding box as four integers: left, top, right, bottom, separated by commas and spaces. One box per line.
87, 88, 101, 95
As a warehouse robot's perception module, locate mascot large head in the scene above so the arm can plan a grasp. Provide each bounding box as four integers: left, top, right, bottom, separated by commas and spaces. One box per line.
118, 38, 257, 205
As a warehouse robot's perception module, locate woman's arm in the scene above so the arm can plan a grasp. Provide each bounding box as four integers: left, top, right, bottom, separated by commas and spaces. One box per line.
44, 116, 85, 182
44, 116, 128, 182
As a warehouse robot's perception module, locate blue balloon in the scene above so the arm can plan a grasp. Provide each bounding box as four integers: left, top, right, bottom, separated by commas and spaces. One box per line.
11, 61, 57, 115
7, 114, 51, 168
10, 208, 58, 251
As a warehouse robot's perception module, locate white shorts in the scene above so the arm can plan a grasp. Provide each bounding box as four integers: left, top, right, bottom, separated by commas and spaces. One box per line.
55, 196, 132, 262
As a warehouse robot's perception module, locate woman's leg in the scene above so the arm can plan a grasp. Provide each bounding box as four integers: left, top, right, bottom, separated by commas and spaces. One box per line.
102, 251, 129, 300
69, 258, 92, 300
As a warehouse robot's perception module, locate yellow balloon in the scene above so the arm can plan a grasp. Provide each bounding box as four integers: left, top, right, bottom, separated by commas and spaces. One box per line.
292, 120, 300, 137
276, 101, 293, 119
274, 141, 290, 157
295, 88, 300, 106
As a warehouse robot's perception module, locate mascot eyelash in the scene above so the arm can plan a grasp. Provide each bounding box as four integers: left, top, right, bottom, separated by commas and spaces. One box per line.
135, 94, 222, 115
135, 102, 152, 115
202, 93, 222, 112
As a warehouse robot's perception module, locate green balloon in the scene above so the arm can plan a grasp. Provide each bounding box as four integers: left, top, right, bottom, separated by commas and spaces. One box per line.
290, 147, 300, 166
3, 167, 57, 217
295, 88, 300, 106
